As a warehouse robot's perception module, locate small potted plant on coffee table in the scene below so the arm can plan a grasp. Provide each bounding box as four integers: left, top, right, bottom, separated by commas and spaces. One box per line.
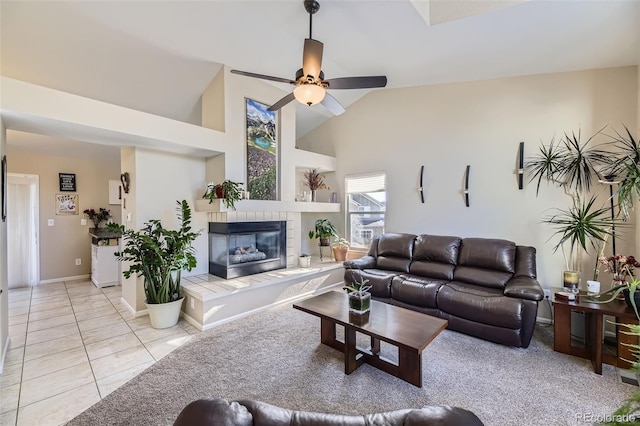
343, 275, 372, 315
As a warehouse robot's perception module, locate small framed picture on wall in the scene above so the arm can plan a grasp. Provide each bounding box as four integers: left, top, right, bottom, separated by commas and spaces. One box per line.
55, 193, 78, 215
59, 173, 76, 192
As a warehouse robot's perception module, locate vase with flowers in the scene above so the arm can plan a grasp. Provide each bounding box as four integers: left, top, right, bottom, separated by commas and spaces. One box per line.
591, 255, 640, 315
83, 207, 111, 229
303, 168, 330, 202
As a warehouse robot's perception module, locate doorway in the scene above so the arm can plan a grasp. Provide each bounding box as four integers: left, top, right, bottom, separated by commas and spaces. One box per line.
7, 173, 39, 288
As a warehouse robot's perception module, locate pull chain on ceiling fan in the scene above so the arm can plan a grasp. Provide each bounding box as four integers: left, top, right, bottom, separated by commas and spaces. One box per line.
230, 0, 387, 115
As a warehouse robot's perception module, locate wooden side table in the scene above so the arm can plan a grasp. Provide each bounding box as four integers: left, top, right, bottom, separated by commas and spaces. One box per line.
552, 288, 639, 374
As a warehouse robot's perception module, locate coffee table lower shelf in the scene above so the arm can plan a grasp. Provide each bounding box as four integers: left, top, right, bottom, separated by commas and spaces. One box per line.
293, 291, 448, 388
320, 317, 425, 387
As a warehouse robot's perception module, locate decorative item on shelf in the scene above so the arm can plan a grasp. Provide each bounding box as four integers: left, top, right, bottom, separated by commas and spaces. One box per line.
343, 275, 372, 315
330, 192, 338, 203
303, 168, 329, 202
586, 280, 601, 295
110, 201, 202, 329
332, 237, 350, 262
562, 271, 580, 294
83, 207, 111, 228
202, 180, 244, 210
298, 253, 311, 268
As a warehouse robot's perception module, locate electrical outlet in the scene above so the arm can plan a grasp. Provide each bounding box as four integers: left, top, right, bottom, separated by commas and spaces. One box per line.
75, 258, 81, 266
47, 219, 54, 227
543, 289, 551, 299
81, 218, 87, 226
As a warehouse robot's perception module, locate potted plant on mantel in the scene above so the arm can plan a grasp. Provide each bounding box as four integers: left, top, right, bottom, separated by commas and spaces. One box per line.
203, 180, 243, 210
109, 200, 202, 329
303, 168, 330, 202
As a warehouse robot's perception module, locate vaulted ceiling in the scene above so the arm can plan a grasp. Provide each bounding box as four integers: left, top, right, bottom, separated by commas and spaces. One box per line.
2, 0, 639, 151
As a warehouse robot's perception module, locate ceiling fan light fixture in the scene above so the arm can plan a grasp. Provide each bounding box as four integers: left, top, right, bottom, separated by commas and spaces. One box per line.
294, 83, 325, 106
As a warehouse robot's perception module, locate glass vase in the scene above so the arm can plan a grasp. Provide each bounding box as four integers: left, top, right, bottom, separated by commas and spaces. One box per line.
348, 291, 371, 314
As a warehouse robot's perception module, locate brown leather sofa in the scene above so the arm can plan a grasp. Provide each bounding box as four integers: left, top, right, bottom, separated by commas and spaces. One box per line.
173, 398, 485, 425
344, 233, 543, 348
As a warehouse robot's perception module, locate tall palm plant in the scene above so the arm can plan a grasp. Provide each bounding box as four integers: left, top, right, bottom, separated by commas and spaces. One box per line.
526, 127, 615, 274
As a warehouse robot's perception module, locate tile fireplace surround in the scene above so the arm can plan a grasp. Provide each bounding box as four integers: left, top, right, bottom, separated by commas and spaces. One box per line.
183, 206, 344, 331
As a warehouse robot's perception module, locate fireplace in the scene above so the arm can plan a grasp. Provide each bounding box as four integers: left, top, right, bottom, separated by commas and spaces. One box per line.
208, 221, 287, 279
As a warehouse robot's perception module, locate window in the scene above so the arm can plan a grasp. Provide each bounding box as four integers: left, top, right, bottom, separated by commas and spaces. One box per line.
346, 172, 386, 249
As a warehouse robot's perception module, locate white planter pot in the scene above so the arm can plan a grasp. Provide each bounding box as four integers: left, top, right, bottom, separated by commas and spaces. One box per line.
145, 297, 184, 329
298, 256, 311, 268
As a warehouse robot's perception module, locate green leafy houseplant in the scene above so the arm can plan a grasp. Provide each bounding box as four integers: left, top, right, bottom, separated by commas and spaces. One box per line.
308, 219, 337, 246
111, 200, 202, 304
203, 180, 243, 210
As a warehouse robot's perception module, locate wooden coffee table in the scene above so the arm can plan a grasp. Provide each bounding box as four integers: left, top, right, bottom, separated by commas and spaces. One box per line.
293, 290, 448, 387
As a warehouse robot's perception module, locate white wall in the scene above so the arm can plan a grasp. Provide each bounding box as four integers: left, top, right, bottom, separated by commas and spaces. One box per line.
120, 147, 208, 312
0, 118, 8, 371
299, 67, 639, 301
8, 146, 122, 281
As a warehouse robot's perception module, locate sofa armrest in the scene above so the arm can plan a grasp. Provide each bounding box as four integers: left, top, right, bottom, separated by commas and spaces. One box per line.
343, 256, 376, 270
504, 276, 544, 301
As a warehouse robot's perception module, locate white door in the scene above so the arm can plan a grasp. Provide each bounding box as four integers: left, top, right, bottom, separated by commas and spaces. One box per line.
7, 173, 39, 288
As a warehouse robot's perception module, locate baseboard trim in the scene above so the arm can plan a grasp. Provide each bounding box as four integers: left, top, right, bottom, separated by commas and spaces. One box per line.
120, 297, 148, 318
536, 317, 552, 325
39, 274, 91, 285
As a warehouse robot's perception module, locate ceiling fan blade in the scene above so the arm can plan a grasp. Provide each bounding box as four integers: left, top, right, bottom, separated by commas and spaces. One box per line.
230, 69, 295, 85
320, 92, 345, 116
325, 76, 387, 90
302, 39, 323, 80
268, 92, 296, 111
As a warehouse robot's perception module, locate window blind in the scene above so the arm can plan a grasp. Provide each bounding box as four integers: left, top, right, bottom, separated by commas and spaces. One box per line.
346, 172, 386, 194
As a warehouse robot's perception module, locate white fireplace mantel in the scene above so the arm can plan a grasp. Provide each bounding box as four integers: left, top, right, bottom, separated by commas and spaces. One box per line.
194, 199, 341, 213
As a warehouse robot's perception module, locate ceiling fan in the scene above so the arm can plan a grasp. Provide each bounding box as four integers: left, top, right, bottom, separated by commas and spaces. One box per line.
230, 0, 387, 116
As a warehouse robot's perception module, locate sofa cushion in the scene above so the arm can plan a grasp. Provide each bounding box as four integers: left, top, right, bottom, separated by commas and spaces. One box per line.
376, 233, 416, 273
453, 266, 513, 289
437, 282, 524, 329
348, 269, 396, 298
457, 238, 515, 273
409, 235, 460, 280
390, 275, 447, 308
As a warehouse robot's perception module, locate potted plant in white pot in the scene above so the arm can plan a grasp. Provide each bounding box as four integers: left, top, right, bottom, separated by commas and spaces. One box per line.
298, 253, 311, 268
110, 200, 202, 329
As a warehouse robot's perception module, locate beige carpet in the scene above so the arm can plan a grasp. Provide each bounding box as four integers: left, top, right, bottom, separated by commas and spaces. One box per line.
68, 303, 637, 426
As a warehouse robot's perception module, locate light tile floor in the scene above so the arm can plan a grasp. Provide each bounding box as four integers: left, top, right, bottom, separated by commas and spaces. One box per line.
1, 279, 200, 426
